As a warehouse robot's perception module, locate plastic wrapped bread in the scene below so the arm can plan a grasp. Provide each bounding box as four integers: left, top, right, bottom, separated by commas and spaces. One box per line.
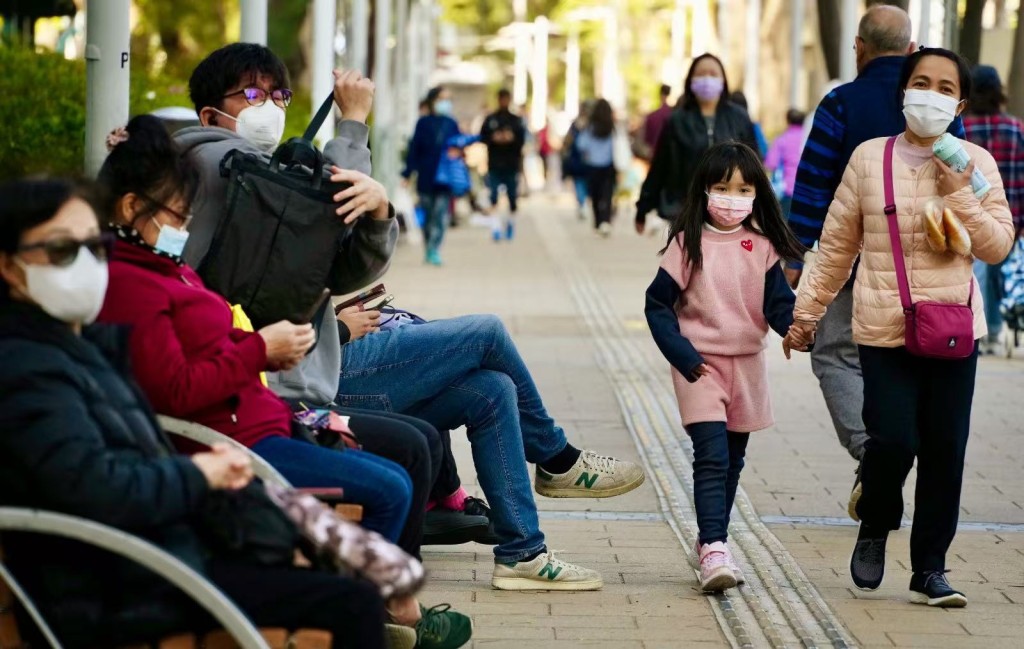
923, 200, 947, 254
942, 207, 972, 257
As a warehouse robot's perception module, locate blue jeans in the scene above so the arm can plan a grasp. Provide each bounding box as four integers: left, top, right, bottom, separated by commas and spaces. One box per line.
973, 258, 1004, 339
335, 314, 568, 562
420, 191, 451, 256
488, 169, 519, 213
251, 436, 413, 544
573, 177, 588, 208
685, 422, 750, 545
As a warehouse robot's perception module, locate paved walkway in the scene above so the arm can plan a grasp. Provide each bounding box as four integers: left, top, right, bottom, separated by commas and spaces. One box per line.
382, 193, 1024, 648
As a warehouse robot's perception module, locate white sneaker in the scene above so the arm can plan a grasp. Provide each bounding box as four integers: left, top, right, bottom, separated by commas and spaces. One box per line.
535, 450, 645, 498
695, 540, 744, 584
598, 222, 612, 237
491, 550, 603, 591
699, 542, 738, 593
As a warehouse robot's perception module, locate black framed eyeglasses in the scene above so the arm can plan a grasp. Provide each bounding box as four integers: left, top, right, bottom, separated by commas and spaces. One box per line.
17, 232, 114, 268
222, 86, 293, 108
139, 193, 193, 229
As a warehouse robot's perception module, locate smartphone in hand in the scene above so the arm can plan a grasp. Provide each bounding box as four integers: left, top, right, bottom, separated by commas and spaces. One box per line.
334, 283, 386, 314
300, 288, 332, 324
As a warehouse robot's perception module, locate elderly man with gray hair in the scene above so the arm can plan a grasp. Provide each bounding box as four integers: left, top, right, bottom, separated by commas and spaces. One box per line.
785, 4, 964, 519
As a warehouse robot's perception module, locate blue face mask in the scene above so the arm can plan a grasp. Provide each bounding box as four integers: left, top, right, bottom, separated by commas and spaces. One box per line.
434, 99, 453, 116
155, 224, 190, 257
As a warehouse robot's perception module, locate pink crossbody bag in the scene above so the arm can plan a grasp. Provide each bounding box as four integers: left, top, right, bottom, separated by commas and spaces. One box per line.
883, 136, 975, 359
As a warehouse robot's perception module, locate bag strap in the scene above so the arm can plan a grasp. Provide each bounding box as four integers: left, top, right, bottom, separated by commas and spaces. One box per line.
884, 136, 975, 310
303, 93, 337, 143
883, 136, 914, 311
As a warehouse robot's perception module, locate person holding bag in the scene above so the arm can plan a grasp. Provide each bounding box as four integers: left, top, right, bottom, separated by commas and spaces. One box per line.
785, 49, 1014, 607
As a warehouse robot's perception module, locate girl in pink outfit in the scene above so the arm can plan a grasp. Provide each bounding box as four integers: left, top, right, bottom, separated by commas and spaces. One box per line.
645, 143, 807, 592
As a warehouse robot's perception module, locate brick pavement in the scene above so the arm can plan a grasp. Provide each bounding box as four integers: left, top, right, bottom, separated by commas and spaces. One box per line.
378, 194, 1024, 648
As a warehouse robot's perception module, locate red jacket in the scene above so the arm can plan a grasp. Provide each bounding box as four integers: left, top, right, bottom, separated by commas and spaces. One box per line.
99, 240, 293, 448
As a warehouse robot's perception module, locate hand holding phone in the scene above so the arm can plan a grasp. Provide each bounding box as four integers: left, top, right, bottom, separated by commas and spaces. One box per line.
334, 283, 386, 314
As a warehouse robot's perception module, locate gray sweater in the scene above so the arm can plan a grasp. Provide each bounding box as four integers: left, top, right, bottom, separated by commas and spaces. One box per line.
173, 121, 397, 406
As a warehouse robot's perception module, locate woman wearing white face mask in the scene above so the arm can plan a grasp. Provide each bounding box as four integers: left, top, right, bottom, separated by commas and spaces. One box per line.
786, 48, 1014, 607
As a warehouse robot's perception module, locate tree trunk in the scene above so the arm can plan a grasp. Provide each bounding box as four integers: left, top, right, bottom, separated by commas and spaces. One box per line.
1008, 4, 1024, 116
959, 0, 987, 65
867, 0, 908, 9
817, 0, 841, 80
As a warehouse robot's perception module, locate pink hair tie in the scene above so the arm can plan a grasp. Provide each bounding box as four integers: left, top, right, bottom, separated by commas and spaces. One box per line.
105, 127, 129, 152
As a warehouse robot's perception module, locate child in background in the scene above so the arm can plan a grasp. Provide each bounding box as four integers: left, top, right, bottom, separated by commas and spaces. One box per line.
765, 109, 807, 218
644, 142, 807, 592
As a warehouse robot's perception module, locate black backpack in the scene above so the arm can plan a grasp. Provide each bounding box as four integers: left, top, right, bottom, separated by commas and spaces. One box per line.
198, 95, 352, 329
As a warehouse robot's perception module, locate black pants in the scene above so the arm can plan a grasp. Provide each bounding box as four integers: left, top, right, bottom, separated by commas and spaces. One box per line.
858, 344, 978, 572
208, 560, 387, 649
432, 429, 462, 501
339, 407, 442, 559
586, 164, 616, 228
685, 422, 750, 545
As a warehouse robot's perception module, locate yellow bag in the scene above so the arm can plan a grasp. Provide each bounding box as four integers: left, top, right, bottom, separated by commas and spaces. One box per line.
229, 303, 268, 387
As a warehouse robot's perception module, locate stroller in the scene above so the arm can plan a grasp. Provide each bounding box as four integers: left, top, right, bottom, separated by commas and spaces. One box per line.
1000, 236, 1024, 358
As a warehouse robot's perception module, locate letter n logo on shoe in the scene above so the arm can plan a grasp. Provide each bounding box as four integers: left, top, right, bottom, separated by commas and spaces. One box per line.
539, 563, 563, 580
575, 472, 598, 489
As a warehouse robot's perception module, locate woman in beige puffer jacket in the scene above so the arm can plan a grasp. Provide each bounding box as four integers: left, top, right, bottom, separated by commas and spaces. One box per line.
788, 49, 1014, 607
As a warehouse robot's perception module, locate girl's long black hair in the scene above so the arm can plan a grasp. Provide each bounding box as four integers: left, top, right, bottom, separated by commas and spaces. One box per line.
661, 142, 806, 269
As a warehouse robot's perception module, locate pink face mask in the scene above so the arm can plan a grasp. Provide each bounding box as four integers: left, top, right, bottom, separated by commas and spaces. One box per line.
706, 192, 754, 226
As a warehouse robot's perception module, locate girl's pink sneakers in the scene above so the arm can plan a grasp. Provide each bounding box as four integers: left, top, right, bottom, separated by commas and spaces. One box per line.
698, 541, 738, 592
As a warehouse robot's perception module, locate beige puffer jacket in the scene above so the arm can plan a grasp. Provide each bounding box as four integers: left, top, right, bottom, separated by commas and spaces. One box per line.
794, 136, 1014, 347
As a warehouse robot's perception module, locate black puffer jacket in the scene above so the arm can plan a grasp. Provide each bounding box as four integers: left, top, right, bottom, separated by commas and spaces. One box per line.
0, 300, 210, 645
635, 102, 758, 223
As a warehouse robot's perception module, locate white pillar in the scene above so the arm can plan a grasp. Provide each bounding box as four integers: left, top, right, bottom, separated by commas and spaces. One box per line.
513, 25, 531, 107
350, 0, 369, 75
312, 0, 336, 144
530, 17, 549, 131
839, 0, 858, 82
84, 0, 130, 177
240, 0, 268, 45
743, 0, 761, 116
373, 0, 395, 189
717, 0, 729, 66
691, 0, 711, 57
919, 0, 932, 47
394, 0, 413, 139
603, 10, 624, 109
790, 0, 805, 108
565, 29, 580, 116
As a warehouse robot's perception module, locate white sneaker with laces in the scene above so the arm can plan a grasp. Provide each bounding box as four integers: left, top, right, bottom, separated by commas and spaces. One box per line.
491, 550, 603, 591
699, 542, 738, 593
535, 450, 645, 498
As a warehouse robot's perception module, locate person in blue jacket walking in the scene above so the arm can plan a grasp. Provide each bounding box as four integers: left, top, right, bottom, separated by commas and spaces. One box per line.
403, 87, 461, 266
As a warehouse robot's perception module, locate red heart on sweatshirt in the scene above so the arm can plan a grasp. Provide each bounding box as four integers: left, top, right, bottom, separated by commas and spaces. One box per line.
741, 240, 753, 251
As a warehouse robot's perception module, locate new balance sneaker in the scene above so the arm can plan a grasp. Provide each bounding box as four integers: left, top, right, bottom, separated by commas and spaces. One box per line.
534, 450, 645, 498
699, 542, 738, 593
850, 527, 887, 591
414, 604, 472, 649
909, 571, 968, 608
694, 540, 744, 584
491, 550, 603, 591
848, 463, 863, 522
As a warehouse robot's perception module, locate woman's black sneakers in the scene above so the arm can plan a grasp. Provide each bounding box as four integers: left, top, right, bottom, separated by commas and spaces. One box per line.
850, 526, 887, 590
909, 571, 968, 608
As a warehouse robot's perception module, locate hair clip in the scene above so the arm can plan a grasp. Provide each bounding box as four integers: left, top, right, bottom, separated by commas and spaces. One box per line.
105, 126, 129, 152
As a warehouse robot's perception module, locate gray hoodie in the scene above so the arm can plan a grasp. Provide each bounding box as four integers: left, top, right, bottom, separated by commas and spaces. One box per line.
173, 121, 397, 406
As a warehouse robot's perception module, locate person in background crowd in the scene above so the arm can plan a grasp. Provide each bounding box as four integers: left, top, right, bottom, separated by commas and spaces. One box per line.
403, 86, 462, 266
765, 109, 807, 218
963, 64, 1024, 355
636, 53, 758, 234
480, 88, 526, 242
640, 84, 674, 161
0, 179, 395, 649
786, 5, 963, 518
575, 99, 620, 237
787, 48, 1013, 608
563, 101, 594, 221
729, 92, 768, 159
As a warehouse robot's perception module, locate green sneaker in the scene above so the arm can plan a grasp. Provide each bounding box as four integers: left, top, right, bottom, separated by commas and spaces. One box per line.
535, 450, 645, 498
414, 603, 472, 649
491, 550, 604, 591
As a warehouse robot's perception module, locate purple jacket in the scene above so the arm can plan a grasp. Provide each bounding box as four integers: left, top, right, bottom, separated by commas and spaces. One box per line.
765, 125, 805, 196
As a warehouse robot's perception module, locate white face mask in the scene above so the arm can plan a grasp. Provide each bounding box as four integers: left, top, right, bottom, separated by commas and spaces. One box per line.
215, 102, 286, 152
903, 89, 962, 138
16, 248, 109, 325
